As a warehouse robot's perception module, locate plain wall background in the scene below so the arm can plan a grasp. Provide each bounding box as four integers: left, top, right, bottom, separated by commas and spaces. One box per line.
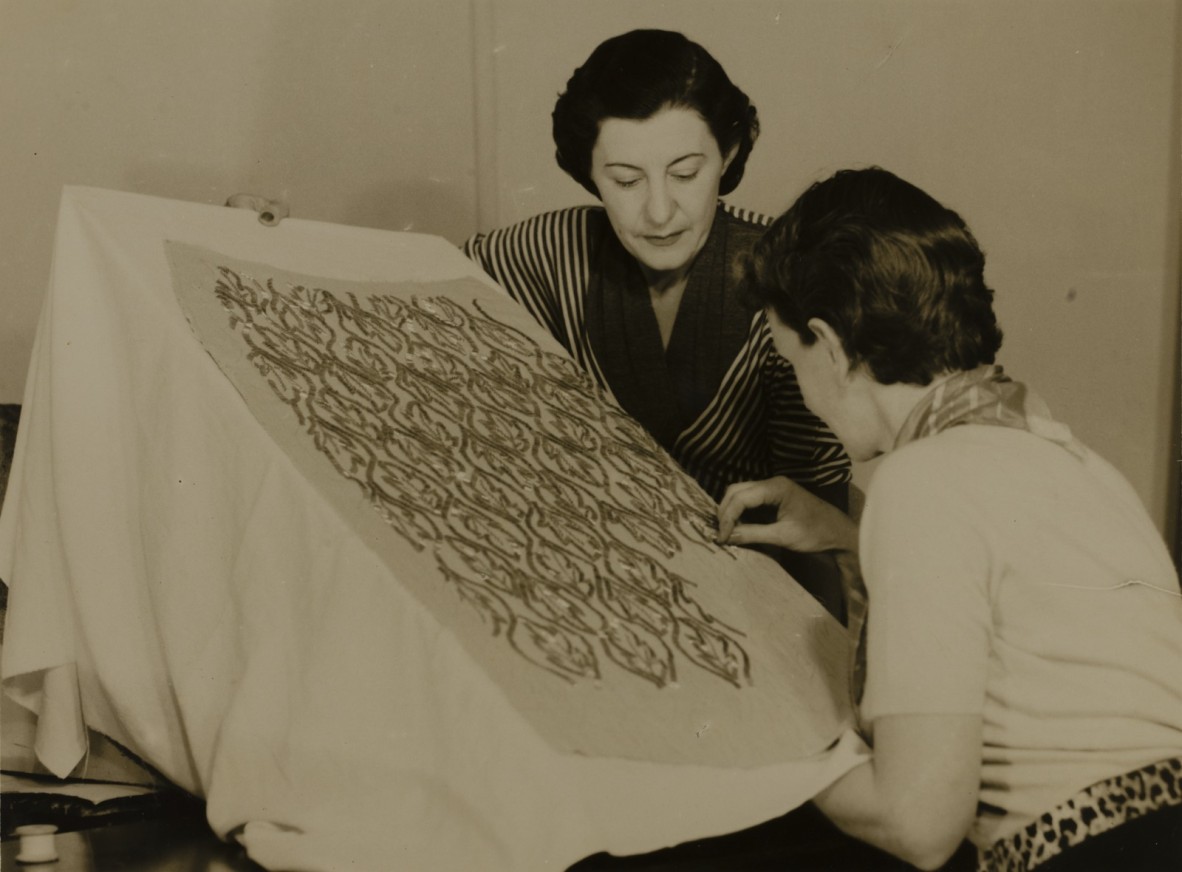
0, 0, 1178, 548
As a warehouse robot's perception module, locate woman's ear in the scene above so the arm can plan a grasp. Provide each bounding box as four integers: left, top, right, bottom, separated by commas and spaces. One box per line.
806, 318, 852, 378
722, 143, 740, 175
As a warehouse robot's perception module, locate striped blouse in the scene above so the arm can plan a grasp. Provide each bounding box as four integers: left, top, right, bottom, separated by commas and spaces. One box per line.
462, 203, 850, 502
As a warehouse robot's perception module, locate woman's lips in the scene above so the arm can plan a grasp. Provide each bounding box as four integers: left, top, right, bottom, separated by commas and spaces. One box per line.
644, 231, 685, 247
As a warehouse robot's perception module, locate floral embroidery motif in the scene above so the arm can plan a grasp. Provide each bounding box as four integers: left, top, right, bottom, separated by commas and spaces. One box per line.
213, 267, 751, 689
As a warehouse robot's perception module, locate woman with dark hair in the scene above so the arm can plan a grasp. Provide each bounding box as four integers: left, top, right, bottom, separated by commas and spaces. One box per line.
704, 167, 1182, 871
463, 31, 851, 608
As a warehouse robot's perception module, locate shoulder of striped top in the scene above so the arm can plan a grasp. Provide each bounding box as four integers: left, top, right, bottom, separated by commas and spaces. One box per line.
467, 204, 604, 241
461, 205, 604, 279
718, 201, 775, 228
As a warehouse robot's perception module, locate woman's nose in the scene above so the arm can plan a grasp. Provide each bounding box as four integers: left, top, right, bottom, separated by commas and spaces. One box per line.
644, 181, 675, 226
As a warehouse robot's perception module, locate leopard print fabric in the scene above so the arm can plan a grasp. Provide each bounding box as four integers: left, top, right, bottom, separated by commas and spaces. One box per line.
978, 757, 1182, 871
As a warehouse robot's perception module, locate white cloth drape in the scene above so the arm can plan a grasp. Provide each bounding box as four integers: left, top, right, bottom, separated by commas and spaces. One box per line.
0, 186, 867, 872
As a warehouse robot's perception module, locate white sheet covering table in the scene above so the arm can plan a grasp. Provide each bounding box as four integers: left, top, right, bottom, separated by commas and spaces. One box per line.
0, 187, 867, 871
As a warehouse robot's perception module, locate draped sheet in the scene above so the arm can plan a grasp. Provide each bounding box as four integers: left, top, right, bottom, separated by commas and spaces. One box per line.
0, 186, 867, 871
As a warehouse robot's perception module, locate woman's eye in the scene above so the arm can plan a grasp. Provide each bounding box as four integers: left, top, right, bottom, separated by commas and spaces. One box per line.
672, 171, 700, 182
614, 178, 641, 189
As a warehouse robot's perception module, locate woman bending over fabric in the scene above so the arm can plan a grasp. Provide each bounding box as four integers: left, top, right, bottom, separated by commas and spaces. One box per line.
702, 167, 1180, 870
462, 31, 852, 601
569, 167, 1180, 871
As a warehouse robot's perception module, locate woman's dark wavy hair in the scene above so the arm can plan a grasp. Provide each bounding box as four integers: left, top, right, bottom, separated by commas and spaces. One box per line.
552, 29, 759, 198
746, 167, 1003, 386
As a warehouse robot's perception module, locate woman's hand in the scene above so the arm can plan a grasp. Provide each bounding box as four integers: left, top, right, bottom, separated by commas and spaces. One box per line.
717, 476, 859, 554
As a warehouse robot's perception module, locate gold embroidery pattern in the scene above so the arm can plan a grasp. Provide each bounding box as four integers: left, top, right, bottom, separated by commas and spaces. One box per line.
213, 268, 751, 689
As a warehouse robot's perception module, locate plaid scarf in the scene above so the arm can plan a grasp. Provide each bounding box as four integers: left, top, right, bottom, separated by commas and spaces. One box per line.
848, 365, 1083, 721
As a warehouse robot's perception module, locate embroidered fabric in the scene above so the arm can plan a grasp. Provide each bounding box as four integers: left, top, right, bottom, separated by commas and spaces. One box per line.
977, 757, 1182, 871
203, 264, 750, 690
163, 238, 854, 769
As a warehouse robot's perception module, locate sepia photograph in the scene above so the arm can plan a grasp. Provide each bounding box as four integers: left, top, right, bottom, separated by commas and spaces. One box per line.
1, 2, 1179, 869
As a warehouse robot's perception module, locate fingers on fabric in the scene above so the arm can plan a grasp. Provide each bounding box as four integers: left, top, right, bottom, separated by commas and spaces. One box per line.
716, 477, 790, 543
723, 522, 783, 548
716, 482, 754, 542
225, 193, 290, 226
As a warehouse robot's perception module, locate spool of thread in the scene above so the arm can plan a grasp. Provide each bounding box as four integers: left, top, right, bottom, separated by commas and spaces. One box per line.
14, 824, 58, 864
225, 193, 290, 227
